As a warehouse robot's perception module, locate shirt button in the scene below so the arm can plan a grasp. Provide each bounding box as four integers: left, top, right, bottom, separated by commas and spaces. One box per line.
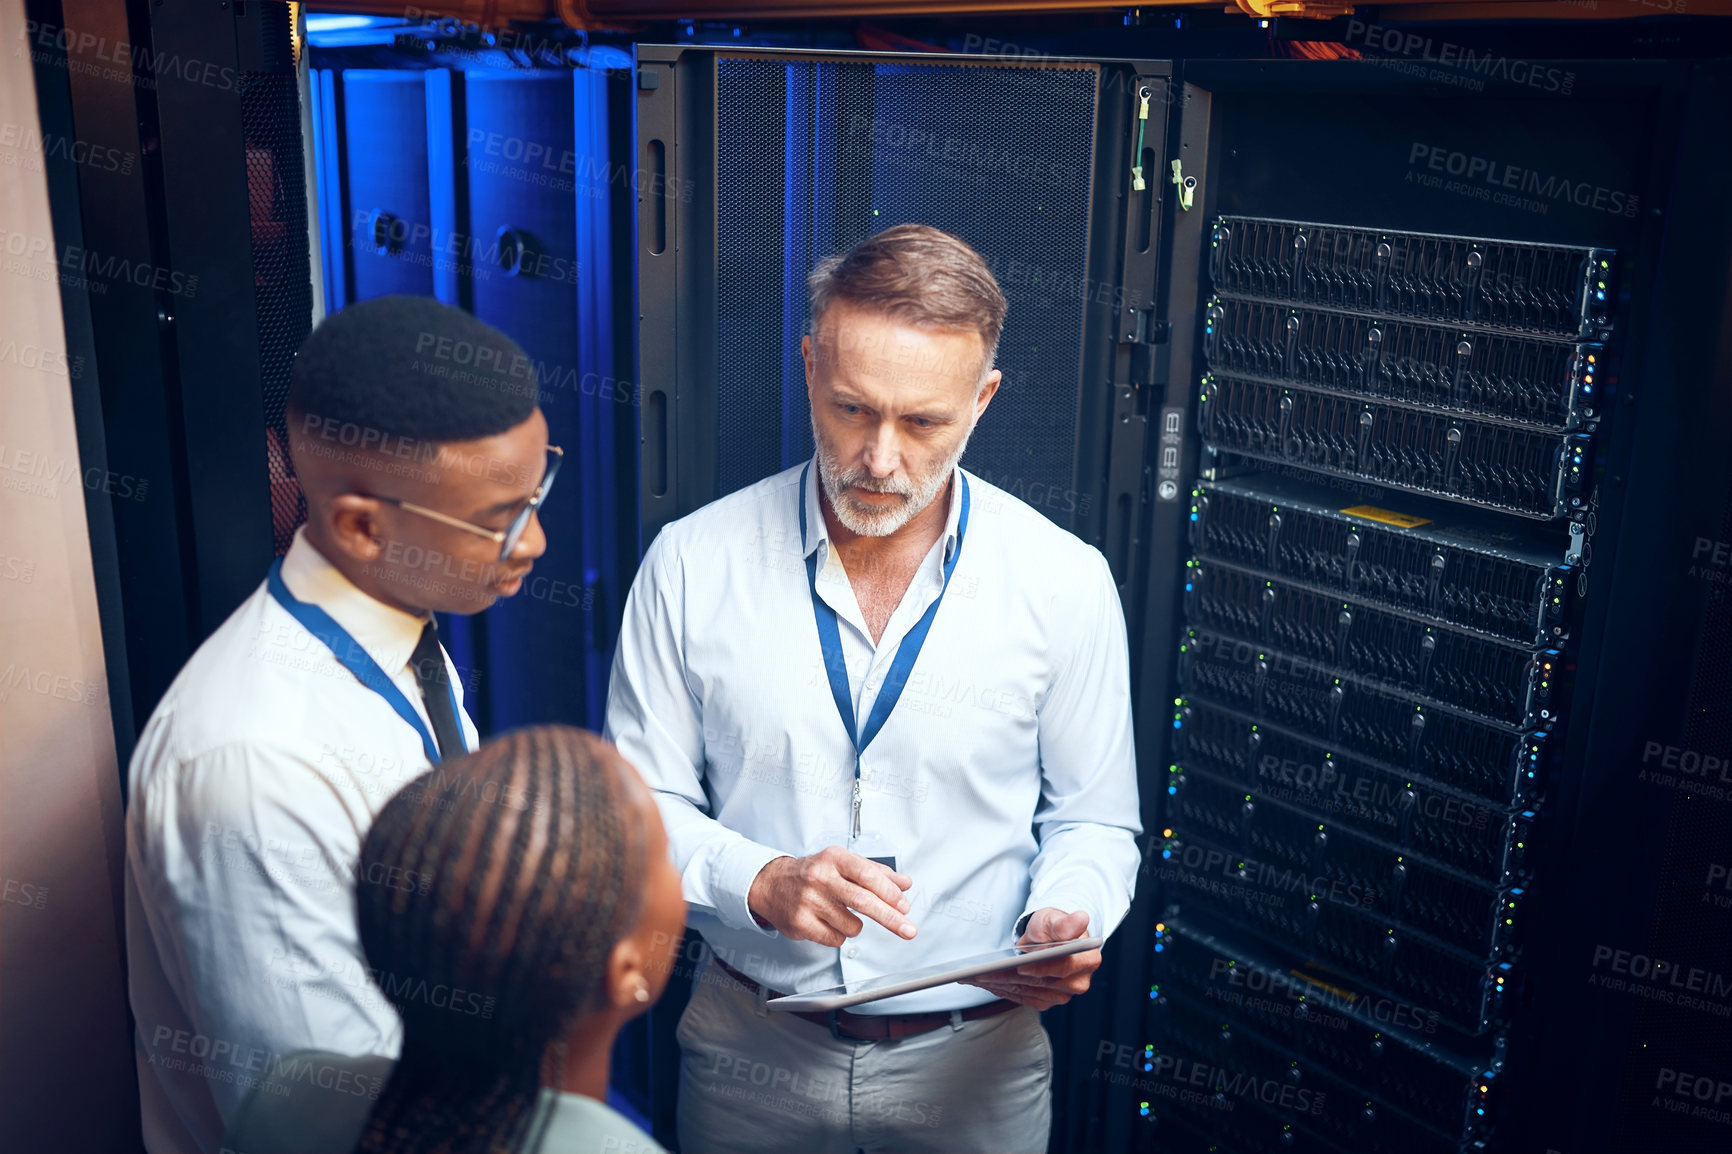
846, 946, 858, 959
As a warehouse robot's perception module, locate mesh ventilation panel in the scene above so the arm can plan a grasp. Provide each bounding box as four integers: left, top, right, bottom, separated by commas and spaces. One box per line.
715, 55, 1099, 515
244, 2, 314, 554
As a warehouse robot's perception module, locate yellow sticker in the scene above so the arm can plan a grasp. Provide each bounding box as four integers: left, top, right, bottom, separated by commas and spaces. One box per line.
1340, 504, 1431, 529
1288, 970, 1358, 1003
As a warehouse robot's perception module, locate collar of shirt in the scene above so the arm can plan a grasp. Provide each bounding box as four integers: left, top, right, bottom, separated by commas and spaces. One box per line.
799, 457, 965, 642
278, 525, 431, 678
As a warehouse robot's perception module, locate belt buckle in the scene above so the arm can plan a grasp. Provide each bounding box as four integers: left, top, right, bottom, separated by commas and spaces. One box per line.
826, 1010, 849, 1042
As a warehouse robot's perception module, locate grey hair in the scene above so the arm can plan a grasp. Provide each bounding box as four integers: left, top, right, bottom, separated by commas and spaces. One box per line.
806, 224, 1008, 385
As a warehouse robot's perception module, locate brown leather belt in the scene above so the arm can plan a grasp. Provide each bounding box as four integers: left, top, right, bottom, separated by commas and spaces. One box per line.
711, 956, 1018, 1042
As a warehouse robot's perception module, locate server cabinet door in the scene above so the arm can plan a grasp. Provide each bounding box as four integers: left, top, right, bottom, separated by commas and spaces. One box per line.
460, 72, 609, 731
337, 71, 434, 303
637, 46, 1171, 593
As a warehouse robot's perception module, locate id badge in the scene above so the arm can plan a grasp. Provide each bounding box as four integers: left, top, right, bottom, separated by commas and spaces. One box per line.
850, 827, 899, 875
803, 827, 900, 875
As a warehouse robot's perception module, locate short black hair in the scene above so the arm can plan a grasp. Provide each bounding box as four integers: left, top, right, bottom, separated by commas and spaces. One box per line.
288, 295, 538, 444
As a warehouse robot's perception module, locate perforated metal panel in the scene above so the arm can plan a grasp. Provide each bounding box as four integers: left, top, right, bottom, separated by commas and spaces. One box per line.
714, 55, 1099, 508
239, 5, 313, 555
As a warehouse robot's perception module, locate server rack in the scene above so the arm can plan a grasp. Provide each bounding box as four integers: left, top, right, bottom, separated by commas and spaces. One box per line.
1130, 59, 1732, 1154
638, 48, 1732, 1154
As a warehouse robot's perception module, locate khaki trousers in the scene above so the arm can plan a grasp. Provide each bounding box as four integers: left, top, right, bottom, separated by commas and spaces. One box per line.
674, 960, 1053, 1154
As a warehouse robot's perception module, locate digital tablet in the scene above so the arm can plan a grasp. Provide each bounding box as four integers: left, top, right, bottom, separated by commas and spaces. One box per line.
765, 937, 1105, 1013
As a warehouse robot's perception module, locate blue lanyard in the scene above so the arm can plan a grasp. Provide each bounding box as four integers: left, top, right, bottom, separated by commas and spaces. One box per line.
266, 558, 462, 764
798, 462, 971, 834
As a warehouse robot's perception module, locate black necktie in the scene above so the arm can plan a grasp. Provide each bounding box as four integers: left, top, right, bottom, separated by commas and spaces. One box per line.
410, 620, 466, 760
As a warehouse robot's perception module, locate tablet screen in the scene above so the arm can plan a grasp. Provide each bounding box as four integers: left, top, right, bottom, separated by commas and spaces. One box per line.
823, 945, 1054, 998
765, 936, 1104, 1012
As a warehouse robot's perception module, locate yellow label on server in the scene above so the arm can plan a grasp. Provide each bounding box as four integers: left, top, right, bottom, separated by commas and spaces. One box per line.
1340, 504, 1432, 529
1287, 970, 1358, 1003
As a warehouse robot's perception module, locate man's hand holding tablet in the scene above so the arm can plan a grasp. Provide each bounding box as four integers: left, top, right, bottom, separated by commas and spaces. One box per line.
747, 846, 919, 945
961, 909, 1101, 1010
746, 853, 1098, 1010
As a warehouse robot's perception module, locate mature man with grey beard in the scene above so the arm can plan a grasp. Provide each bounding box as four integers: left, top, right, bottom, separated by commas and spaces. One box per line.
605, 223, 1140, 1154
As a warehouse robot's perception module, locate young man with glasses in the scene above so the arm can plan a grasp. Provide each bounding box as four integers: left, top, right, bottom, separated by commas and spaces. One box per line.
124, 295, 561, 1154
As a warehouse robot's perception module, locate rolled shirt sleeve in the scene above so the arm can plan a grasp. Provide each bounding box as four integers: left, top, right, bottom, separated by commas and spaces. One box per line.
1017, 549, 1143, 939
604, 531, 789, 936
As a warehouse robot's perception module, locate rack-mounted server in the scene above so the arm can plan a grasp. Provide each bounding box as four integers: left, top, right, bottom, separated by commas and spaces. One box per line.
1197, 376, 1591, 519
1182, 564, 1558, 727
1201, 297, 1601, 430
1144, 920, 1499, 1154
1187, 474, 1582, 645
1176, 634, 1549, 801
1207, 217, 1615, 341
1151, 216, 1608, 1154
1171, 698, 1540, 878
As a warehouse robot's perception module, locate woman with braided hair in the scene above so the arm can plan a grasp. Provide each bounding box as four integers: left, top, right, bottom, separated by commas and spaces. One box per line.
221, 725, 686, 1154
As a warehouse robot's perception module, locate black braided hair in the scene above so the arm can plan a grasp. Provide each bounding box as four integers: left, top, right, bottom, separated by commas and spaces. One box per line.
353, 725, 648, 1154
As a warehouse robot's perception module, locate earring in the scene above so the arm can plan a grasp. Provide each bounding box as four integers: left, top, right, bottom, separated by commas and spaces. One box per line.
633, 982, 651, 1004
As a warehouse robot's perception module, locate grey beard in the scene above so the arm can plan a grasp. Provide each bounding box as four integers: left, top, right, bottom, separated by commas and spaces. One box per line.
813, 423, 973, 538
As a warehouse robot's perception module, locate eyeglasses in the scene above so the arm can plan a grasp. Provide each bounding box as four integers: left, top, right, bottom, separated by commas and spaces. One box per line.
372, 445, 563, 561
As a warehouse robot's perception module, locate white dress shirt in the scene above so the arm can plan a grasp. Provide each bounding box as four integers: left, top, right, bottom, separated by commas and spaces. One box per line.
124, 527, 477, 1154
605, 459, 1141, 1015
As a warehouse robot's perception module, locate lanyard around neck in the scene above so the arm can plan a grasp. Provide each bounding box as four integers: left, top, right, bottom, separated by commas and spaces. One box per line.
266, 558, 458, 764
798, 462, 971, 775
